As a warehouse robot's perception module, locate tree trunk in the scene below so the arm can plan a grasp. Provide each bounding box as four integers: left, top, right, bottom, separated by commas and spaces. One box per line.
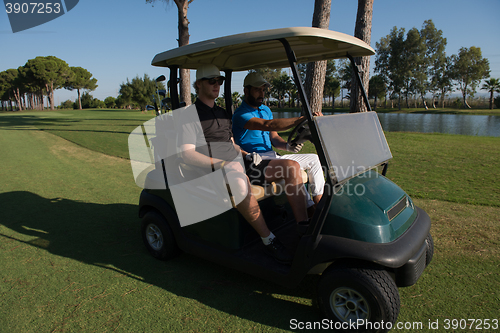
421, 94, 428, 110
489, 91, 494, 109
350, 0, 373, 113
77, 88, 82, 110
304, 0, 331, 115
12, 88, 23, 111
175, 0, 191, 107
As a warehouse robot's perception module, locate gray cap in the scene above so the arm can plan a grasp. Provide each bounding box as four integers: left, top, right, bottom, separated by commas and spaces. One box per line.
243, 72, 270, 88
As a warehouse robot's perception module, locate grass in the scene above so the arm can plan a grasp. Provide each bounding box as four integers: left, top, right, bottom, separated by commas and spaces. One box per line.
1, 109, 499, 332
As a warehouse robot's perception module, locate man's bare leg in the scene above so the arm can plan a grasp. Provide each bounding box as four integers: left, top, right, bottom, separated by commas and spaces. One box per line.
264, 159, 308, 223
226, 170, 270, 237
235, 192, 270, 237
313, 194, 323, 206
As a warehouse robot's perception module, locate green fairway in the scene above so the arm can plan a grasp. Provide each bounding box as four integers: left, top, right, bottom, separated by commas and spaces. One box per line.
1, 109, 499, 332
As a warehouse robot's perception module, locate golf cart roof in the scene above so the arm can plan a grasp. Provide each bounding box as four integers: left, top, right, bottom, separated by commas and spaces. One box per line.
151, 27, 375, 71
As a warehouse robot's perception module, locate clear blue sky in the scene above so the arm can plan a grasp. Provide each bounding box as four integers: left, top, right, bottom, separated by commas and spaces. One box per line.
1, 0, 499, 105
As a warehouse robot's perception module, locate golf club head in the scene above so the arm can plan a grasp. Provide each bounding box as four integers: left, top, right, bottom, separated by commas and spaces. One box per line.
156, 75, 166, 82
158, 90, 166, 97
146, 105, 155, 111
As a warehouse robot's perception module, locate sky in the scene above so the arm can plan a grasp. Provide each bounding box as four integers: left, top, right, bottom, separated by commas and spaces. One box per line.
1, 0, 499, 105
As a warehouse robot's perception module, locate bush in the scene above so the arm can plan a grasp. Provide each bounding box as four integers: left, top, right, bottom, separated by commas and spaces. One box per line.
59, 100, 75, 109
104, 96, 116, 108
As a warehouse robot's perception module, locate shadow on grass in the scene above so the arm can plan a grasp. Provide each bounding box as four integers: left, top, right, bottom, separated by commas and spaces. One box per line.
0, 114, 141, 133
0, 191, 321, 329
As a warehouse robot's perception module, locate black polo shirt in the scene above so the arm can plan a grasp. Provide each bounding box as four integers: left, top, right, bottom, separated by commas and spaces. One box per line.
179, 99, 238, 161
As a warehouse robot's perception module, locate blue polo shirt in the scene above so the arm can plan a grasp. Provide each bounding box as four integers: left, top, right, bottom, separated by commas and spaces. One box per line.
232, 101, 273, 153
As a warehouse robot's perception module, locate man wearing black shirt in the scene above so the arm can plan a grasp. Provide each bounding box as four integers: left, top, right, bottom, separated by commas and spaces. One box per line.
178, 65, 308, 264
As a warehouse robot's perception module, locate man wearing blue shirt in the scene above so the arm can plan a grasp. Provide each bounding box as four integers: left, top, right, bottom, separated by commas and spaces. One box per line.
233, 72, 325, 215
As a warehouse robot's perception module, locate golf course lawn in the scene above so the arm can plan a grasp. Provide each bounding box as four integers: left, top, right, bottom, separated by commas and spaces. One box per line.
1, 109, 498, 332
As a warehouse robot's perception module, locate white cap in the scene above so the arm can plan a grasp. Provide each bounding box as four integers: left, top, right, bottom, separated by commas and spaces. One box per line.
196, 64, 222, 81
243, 72, 270, 88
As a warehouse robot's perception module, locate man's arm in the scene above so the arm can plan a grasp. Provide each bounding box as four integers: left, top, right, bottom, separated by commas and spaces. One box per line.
269, 131, 288, 151
243, 116, 305, 132
180, 144, 224, 169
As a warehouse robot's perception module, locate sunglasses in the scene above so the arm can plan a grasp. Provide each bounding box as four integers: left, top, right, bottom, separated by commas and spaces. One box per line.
202, 77, 225, 85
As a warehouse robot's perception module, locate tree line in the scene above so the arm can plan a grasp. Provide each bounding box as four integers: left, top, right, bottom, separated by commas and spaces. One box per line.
248, 19, 498, 111
374, 20, 493, 109
0, 56, 97, 111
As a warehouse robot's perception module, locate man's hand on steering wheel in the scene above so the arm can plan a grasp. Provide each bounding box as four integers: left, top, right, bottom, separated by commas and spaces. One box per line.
286, 142, 304, 153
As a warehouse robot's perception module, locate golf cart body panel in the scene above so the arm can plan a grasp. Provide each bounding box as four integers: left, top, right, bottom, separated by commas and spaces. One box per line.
134, 27, 433, 301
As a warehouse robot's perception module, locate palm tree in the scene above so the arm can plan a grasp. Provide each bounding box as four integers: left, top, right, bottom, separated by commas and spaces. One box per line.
231, 92, 241, 108
481, 78, 500, 110
146, 0, 194, 107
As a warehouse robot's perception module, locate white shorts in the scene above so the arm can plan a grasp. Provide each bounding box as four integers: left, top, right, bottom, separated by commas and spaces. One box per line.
260, 151, 325, 207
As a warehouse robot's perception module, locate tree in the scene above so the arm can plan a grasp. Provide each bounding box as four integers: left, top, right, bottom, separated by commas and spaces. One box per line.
451, 46, 490, 108
119, 74, 164, 111
404, 28, 427, 108
304, 0, 331, 114
0, 69, 23, 110
337, 59, 352, 108
271, 71, 293, 108
146, 0, 194, 106
104, 96, 117, 108
481, 78, 500, 110
350, 0, 374, 113
80, 92, 105, 109
231, 92, 241, 108
430, 56, 453, 108
65, 67, 98, 110
23, 56, 73, 110
421, 20, 447, 108
59, 100, 74, 109
368, 75, 386, 109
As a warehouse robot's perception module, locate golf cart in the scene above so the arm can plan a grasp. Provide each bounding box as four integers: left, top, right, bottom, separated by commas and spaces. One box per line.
129, 27, 433, 332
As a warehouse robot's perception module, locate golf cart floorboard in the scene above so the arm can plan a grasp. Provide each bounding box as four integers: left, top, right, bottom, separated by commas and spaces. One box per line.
238, 221, 301, 274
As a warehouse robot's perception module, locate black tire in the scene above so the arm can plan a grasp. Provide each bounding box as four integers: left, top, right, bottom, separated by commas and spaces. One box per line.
141, 210, 180, 261
317, 265, 400, 333
425, 233, 434, 266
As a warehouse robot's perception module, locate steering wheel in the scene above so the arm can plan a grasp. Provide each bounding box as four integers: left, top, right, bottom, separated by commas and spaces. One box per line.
287, 118, 313, 147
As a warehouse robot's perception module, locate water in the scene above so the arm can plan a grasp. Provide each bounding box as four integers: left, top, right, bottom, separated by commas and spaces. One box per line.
272, 112, 500, 137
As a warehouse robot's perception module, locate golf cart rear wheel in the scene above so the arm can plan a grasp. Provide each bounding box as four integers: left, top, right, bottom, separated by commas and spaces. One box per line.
318, 265, 400, 333
141, 210, 180, 261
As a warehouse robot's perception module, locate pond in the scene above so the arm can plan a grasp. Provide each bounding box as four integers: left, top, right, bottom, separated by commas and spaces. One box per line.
272, 112, 500, 137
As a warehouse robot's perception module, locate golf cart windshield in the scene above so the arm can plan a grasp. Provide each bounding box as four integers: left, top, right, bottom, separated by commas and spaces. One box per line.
150, 27, 390, 186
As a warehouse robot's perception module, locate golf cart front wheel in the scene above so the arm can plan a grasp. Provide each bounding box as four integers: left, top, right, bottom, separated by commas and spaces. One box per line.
141, 210, 180, 261
317, 265, 400, 333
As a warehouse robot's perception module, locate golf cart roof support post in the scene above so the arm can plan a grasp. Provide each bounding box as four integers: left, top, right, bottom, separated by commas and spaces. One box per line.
278, 38, 331, 183
224, 69, 233, 115
346, 53, 372, 112
278, 38, 335, 253
169, 66, 180, 110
